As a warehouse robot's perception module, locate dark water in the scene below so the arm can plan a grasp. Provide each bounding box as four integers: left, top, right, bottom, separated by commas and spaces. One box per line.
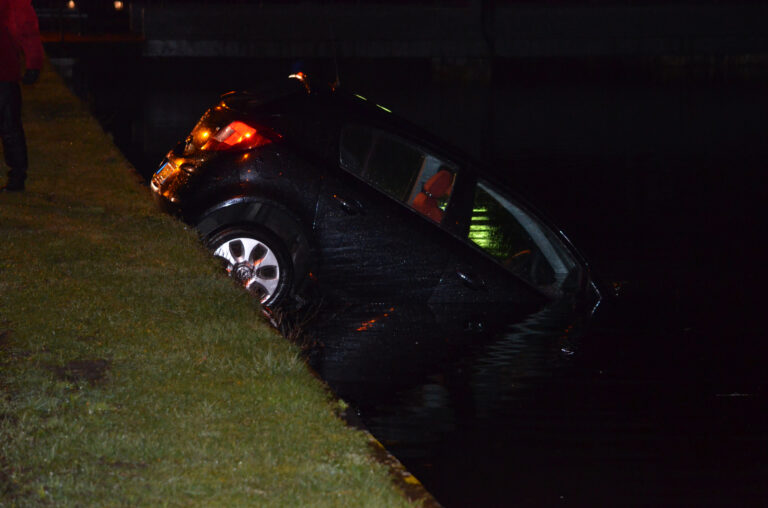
53, 50, 768, 506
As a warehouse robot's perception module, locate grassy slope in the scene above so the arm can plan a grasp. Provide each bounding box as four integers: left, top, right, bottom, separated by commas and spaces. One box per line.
0, 65, 413, 507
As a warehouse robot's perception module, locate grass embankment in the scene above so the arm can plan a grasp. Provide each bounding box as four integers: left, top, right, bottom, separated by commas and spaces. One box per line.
0, 65, 415, 506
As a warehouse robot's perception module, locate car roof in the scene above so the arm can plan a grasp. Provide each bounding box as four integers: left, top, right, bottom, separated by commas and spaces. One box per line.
322, 87, 471, 162
229, 77, 530, 202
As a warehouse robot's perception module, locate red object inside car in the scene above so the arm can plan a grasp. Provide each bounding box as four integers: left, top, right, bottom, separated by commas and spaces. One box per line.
412, 168, 454, 223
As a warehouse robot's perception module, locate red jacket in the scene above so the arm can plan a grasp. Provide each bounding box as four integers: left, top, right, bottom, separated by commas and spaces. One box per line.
1, 0, 43, 82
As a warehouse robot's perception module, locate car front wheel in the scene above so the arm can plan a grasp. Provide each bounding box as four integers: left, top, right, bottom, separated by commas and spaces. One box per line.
205, 225, 293, 307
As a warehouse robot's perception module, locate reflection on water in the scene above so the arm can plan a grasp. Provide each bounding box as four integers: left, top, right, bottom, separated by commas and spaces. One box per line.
56, 53, 768, 506
302, 299, 577, 406
299, 297, 766, 507
300, 299, 587, 469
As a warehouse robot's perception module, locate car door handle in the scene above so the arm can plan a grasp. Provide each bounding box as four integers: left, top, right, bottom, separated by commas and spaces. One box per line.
456, 267, 486, 290
333, 194, 364, 215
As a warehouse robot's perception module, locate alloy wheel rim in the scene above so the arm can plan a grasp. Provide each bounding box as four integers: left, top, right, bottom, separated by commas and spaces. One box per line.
212, 237, 280, 303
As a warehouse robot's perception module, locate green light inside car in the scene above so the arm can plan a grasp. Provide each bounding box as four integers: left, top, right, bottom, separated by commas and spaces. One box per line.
468, 206, 492, 249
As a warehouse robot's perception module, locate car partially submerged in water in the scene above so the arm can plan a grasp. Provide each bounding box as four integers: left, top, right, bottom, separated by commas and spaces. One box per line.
151, 75, 603, 314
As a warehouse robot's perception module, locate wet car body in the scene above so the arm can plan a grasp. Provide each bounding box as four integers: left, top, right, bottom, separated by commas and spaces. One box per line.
151, 76, 604, 315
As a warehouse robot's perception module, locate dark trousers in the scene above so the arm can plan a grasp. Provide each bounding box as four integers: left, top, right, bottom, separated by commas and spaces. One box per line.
0, 81, 28, 184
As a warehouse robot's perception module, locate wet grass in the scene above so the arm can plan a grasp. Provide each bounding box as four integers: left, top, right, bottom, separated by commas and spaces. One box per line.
0, 64, 416, 506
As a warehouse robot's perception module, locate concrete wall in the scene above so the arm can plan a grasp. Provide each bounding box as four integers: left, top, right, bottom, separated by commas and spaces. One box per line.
494, 4, 768, 58
133, 3, 768, 59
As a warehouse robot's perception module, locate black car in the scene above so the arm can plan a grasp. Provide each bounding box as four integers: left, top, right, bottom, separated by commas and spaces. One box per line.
151, 75, 603, 314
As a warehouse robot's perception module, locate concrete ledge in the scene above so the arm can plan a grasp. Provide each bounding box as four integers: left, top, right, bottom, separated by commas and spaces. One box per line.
134, 3, 768, 59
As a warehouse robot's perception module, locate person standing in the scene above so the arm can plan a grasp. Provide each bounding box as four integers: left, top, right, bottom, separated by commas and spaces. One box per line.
1, 0, 43, 192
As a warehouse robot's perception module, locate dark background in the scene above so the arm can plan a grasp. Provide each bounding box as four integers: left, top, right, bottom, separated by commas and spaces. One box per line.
43, 2, 768, 505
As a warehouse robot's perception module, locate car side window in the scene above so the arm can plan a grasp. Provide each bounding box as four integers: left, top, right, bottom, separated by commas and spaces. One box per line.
365, 134, 423, 201
340, 125, 457, 224
468, 181, 577, 290
339, 125, 372, 175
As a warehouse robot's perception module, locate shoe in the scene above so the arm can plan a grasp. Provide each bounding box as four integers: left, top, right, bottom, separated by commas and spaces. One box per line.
0, 182, 25, 192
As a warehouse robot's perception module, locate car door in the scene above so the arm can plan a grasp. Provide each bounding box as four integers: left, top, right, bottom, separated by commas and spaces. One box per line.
312, 124, 464, 302
430, 173, 585, 310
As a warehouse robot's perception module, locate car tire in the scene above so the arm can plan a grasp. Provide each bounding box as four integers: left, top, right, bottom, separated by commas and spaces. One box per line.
204, 225, 293, 307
